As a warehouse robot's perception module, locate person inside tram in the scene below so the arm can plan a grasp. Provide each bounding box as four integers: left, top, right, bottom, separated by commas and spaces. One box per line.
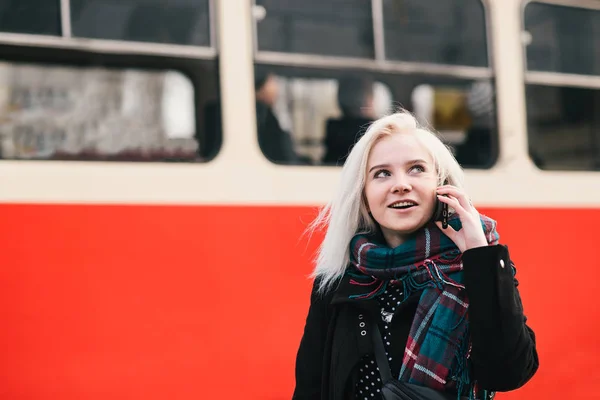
293, 110, 538, 399
323, 76, 377, 165
202, 72, 306, 164
255, 72, 305, 164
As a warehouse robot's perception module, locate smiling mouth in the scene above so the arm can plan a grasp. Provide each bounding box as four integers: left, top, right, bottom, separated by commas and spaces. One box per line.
388, 201, 417, 210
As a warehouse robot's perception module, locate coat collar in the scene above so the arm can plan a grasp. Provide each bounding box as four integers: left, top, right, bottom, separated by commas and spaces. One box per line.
330, 271, 421, 314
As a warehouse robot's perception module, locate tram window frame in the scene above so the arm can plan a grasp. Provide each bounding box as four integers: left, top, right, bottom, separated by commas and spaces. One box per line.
523, 1, 600, 171
252, 0, 491, 69
252, 64, 499, 170
525, 84, 600, 171
251, 0, 497, 169
69, 0, 215, 48
0, 44, 221, 163
0, 0, 217, 51
253, 0, 375, 59
382, 0, 489, 68
523, 1, 600, 76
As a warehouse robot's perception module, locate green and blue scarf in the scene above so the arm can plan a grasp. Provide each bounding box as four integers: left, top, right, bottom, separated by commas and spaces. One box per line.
348, 214, 500, 396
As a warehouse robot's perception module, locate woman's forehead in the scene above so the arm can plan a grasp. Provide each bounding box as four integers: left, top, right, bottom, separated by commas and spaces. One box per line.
367, 134, 433, 166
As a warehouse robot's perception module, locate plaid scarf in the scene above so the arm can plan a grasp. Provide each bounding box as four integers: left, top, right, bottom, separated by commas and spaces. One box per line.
348, 214, 500, 395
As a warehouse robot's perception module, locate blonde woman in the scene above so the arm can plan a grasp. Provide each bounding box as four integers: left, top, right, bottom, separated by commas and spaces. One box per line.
293, 111, 538, 400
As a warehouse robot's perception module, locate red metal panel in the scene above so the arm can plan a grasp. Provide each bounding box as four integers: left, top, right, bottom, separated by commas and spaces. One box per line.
0, 204, 597, 399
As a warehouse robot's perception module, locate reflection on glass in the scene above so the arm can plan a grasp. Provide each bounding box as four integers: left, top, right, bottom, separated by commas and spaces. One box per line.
0, 0, 61, 36
383, 0, 488, 67
526, 85, 600, 171
0, 62, 198, 161
524, 3, 600, 76
255, 0, 374, 58
70, 0, 211, 46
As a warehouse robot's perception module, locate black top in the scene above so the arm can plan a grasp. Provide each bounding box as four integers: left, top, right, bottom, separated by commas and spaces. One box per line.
292, 245, 539, 400
355, 283, 413, 399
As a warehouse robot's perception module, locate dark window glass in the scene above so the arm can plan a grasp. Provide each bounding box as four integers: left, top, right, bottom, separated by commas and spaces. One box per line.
252, 64, 497, 168
255, 0, 374, 58
524, 2, 600, 76
383, 0, 488, 67
526, 85, 600, 171
0, 52, 220, 162
71, 0, 211, 46
0, 0, 61, 36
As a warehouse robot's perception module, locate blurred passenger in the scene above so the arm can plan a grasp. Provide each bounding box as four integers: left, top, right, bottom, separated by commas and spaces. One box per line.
293, 110, 538, 399
203, 72, 305, 164
255, 72, 303, 164
323, 76, 376, 165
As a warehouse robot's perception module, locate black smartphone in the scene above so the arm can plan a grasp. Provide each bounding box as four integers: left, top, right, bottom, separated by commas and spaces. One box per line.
433, 196, 449, 229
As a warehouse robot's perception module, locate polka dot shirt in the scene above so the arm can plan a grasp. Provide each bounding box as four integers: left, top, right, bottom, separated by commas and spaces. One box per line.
355, 283, 406, 399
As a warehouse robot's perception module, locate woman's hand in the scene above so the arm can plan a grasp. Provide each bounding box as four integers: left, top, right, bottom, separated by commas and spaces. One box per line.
435, 185, 488, 252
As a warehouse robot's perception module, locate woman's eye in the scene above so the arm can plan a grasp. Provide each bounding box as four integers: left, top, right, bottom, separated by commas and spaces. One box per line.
410, 164, 425, 173
374, 170, 391, 178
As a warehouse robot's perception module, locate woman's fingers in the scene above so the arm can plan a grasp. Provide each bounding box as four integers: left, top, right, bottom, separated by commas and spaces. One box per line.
436, 186, 472, 211
436, 194, 467, 216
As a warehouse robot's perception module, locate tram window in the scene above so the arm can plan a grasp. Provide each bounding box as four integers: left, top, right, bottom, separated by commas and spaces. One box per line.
252, 65, 498, 168
254, 0, 374, 58
0, 0, 61, 36
70, 0, 211, 46
0, 60, 220, 162
526, 85, 600, 171
383, 0, 488, 67
524, 3, 600, 76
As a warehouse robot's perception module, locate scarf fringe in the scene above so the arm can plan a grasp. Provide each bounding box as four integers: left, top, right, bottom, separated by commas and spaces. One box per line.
348, 279, 388, 300
452, 328, 473, 399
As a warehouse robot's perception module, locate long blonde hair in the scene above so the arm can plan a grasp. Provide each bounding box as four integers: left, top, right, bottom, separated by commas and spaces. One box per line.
309, 110, 466, 293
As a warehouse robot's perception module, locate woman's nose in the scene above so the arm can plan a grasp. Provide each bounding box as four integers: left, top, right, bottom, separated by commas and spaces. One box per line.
391, 178, 411, 193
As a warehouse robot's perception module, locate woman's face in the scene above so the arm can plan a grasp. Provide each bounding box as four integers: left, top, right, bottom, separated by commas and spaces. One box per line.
364, 133, 438, 248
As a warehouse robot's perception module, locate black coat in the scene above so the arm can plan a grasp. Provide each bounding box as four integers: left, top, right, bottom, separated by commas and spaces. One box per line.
322, 117, 372, 165
292, 245, 539, 400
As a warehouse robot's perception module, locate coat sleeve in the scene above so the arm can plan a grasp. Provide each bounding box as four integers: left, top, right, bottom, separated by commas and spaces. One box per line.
462, 244, 539, 392
292, 279, 334, 400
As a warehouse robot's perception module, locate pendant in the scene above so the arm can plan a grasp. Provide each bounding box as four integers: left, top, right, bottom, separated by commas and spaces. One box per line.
381, 309, 394, 323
